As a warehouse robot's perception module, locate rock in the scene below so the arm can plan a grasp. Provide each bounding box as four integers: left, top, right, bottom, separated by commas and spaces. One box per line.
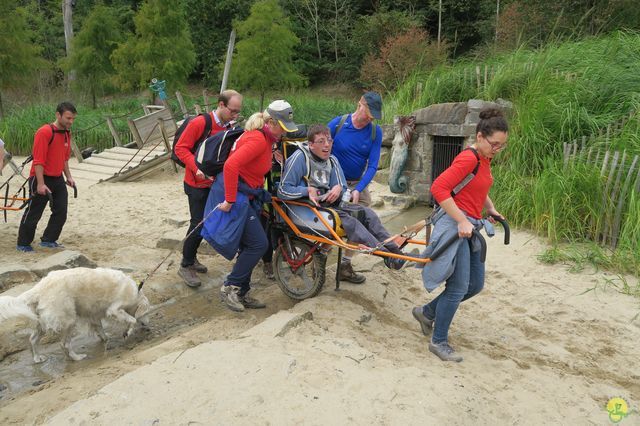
0, 266, 38, 291
156, 227, 217, 256
31, 251, 98, 278
381, 194, 416, 210
413, 102, 468, 125
163, 217, 189, 228
378, 147, 391, 170
380, 124, 394, 147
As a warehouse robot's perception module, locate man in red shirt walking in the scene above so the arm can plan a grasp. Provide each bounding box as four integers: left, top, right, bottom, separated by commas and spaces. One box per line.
174, 89, 243, 287
17, 102, 77, 252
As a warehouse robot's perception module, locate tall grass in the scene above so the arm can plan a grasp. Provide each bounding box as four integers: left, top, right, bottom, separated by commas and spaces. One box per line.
388, 31, 640, 276
0, 89, 354, 155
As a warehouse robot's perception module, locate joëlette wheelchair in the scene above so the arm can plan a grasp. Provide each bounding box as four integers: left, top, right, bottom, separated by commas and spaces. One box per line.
264, 135, 510, 301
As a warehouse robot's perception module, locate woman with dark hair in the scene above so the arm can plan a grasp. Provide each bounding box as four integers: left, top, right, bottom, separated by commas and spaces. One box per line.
412, 108, 508, 362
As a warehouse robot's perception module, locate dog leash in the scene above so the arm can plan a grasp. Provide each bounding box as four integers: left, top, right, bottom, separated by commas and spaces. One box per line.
138, 204, 220, 291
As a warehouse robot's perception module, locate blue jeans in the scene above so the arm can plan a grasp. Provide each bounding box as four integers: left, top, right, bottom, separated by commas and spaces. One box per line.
422, 239, 485, 344
224, 206, 268, 296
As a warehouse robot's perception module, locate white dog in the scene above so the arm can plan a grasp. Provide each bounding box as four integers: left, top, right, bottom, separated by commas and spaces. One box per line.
0, 267, 150, 363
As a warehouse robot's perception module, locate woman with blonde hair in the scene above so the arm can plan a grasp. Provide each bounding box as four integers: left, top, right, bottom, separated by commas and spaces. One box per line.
217, 100, 298, 312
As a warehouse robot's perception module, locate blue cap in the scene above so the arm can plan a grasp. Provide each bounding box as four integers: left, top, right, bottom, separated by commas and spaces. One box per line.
362, 91, 382, 120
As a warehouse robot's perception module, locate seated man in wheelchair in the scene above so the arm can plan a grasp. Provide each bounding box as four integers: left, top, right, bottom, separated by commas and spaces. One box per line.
277, 124, 406, 272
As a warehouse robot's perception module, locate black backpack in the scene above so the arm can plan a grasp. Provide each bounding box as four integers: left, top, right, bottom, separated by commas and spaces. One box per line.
194, 128, 246, 177
171, 113, 213, 168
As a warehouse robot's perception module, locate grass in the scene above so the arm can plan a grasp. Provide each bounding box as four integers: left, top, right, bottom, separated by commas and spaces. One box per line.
0, 88, 354, 155
388, 31, 640, 279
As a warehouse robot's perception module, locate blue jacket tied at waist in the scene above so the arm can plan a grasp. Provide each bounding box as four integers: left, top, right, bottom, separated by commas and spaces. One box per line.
420, 211, 495, 292
201, 174, 271, 260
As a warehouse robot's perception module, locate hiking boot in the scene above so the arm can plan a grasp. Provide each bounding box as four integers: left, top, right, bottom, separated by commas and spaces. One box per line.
16, 245, 34, 253
220, 285, 245, 312
40, 241, 64, 249
262, 262, 275, 280
339, 261, 366, 284
240, 291, 266, 309
191, 259, 208, 274
412, 307, 434, 336
384, 256, 406, 270
178, 266, 201, 288
429, 340, 463, 362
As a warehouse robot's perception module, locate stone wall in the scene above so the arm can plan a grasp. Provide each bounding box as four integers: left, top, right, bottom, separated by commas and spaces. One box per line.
378, 99, 512, 204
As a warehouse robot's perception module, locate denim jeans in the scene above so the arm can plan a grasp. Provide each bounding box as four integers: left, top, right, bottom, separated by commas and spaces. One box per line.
224, 205, 268, 296
422, 238, 485, 344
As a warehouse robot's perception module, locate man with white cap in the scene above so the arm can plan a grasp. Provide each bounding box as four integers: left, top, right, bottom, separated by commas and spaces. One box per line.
217, 100, 298, 312
327, 91, 384, 284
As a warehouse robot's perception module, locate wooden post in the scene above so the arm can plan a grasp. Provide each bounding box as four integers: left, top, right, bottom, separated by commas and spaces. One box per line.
175, 91, 189, 118
203, 90, 210, 113
70, 134, 83, 163
127, 119, 144, 148
484, 64, 488, 89
475, 65, 481, 89
220, 29, 236, 93
194, 104, 202, 115
601, 151, 620, 245
611, 154, 638, 247
106, 116, 123, 147
142, 104, 151, 115
158, 118, 178, 173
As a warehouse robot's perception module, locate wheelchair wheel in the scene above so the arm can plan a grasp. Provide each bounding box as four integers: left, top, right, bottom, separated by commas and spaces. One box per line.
274, 238, 327, 300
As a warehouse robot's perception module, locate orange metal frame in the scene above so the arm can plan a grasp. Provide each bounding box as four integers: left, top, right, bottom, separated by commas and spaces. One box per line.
0, 195, 29, 211
271, 197, 431, 264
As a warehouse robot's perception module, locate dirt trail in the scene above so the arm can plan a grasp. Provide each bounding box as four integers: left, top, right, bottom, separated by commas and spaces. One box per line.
1, 172, 638, 424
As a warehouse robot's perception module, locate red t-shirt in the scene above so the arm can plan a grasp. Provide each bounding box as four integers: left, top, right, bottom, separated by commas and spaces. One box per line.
223, 130, 272, 202
29, 124, 71, 178
175, 112, 226, 188
431, 149, 493, 219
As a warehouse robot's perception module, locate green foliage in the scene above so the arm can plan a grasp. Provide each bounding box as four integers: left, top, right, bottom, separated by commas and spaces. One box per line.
111, 0, 196, 92
0, 0, 44, 115
66, 3, 125, 108
232, 0, 305, 105
183, 0, 252, 85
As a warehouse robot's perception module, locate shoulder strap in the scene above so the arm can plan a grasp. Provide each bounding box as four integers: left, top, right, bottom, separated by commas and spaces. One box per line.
299, 145, 311, 181
449, 147, 481, 198
48, 124, 56, 145
201, 113, 213, 140
332, 114, 349, 139
371, 123, 377, 142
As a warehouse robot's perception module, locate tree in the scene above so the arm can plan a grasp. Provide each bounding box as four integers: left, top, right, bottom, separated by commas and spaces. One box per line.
62, 0, 76, 82
232, 0, 305, 109
0, 0, 43, 117
111, 0, 196, 92
66, 3, 124, 108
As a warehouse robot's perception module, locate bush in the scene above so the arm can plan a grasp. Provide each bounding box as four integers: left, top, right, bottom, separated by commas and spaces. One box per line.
359, 28, 447, 93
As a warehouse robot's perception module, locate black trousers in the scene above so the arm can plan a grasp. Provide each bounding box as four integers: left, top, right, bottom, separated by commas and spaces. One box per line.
260, 210, 273, 263
17, 175, 68, 246
181, 182, 210, 267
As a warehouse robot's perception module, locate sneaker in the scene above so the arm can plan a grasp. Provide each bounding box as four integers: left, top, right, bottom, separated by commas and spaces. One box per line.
240, 291, 266, 309
39, 241, 64, 249
339, 261, 366, 284
220, 285, 245, 312
16, 245, 34, 252
178, 266, 202, 288
262, 262, 275, 280
412, 307, 434, 336
428, 340, 463, 362
191, 259, 208, 274
384, 256, 406, 270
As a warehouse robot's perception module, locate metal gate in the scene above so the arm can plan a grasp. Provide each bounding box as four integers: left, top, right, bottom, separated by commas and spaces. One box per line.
430, 136, 465, 203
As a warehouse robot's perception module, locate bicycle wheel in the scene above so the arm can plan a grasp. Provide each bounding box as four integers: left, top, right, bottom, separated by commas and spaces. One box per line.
273, 238, 326, 300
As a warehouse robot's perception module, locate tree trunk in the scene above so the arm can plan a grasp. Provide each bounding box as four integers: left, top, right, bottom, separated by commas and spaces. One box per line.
259, 92, 265, 112
0, 90, 4, 119
62, 0, 76, 82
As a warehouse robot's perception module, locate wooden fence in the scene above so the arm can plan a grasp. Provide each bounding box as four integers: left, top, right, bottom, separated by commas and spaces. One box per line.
563, 133, 640, 248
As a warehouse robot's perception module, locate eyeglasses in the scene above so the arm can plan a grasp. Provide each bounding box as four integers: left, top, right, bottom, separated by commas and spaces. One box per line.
226, 105, 241, 115
311, 136, 333, 145
485, 137, 507, 152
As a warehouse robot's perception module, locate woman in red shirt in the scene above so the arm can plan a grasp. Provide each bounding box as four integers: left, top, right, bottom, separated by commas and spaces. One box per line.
218, 100, 298, 312
412, 108, 508, 362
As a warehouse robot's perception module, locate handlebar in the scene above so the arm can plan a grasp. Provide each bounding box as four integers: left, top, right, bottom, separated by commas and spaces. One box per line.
490, 215, 510, 245
429, 228, 487, 263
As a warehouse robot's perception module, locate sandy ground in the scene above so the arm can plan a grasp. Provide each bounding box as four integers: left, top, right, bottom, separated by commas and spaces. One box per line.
1, 164, 639, 425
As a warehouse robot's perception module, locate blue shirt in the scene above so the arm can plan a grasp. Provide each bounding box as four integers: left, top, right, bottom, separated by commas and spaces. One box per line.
328, 114, 382, 193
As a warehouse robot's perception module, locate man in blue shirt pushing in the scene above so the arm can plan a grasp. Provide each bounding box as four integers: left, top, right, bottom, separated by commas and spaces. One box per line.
328, 91, 383, 284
